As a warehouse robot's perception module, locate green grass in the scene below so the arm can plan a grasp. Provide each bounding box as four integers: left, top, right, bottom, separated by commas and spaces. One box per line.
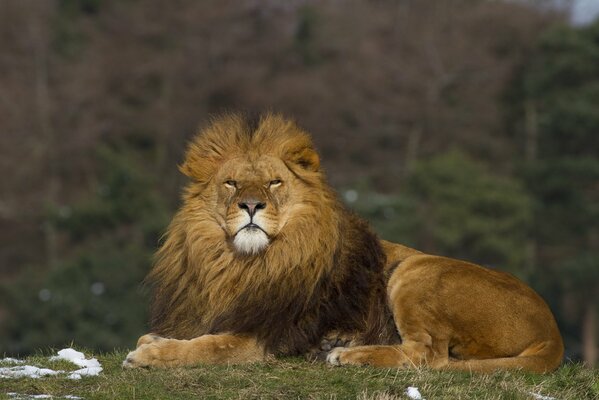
1, 350, 597, 399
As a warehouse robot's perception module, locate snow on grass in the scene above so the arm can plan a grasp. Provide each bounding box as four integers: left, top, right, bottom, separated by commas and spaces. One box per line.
50, 348, 102, 379
0, 365, 61, 379
405, 386, 425, 399
1, 348, 102, 380
1, 358, 24, 364
7, 394, 82, 400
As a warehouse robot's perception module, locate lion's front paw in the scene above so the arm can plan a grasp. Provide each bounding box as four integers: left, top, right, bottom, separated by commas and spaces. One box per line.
327, 345, 415, 368
136, 333, 165, 348
326, 346, 388, 367
122, 341, 180, 369
326, 347, 350, 366
122, 333, 173, 368
123, 345, 154, 369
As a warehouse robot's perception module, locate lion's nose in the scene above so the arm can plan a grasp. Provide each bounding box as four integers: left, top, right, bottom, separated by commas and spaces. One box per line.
238, 200, 266, 217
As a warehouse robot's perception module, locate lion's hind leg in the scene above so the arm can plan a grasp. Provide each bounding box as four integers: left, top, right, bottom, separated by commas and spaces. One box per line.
444, 339, 564, 373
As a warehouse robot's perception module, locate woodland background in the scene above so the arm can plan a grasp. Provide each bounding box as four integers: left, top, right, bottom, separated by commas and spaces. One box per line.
0, 0, 597, 368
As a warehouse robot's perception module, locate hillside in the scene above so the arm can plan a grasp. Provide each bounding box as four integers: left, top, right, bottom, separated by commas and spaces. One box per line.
1, 350, 597, 399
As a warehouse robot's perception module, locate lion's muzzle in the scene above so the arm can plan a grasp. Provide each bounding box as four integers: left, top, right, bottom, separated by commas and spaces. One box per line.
233, 226, 270, 254
238, 200, 266, 217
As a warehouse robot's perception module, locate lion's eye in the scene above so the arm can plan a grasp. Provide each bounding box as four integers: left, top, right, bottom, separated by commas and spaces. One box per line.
224, 180, 237, 188
269, 179, 282, 188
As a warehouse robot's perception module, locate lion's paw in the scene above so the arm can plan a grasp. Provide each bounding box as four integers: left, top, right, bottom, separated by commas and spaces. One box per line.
123, 345, 152, 369
122, 342, 175, 369
136, 333, 164, 348
122, 334, 169, 368
326, 347, 349, 366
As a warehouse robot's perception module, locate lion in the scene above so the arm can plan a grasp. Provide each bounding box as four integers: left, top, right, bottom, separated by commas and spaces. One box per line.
123, 113, 563, 373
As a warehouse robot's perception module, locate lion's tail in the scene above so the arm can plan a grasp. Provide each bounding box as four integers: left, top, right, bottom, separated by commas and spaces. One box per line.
443, 339, 564, 373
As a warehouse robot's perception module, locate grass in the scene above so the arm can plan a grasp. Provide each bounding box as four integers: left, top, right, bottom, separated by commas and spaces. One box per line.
1, 350, 597, 400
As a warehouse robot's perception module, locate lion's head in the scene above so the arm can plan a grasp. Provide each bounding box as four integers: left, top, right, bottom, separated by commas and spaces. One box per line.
148, 113, 389, 355
179, 112, 326, 255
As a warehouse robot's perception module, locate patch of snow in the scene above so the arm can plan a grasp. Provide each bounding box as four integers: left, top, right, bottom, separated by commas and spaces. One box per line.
0, 365, 62, 379
1, 358, 24, 364
7, 394, 81, 400
50, 349, 91, 368
1, 348, 101, 381
49, 348, 102, 379
406, 386, 425, 400
530, 392, 556, 400
67, 365, 103, 380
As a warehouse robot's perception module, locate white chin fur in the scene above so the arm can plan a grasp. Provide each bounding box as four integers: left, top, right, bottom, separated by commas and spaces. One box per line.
233, 228, 269, 254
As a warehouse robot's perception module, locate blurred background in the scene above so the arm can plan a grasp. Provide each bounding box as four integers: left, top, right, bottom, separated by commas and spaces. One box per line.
0, 0, 597, 367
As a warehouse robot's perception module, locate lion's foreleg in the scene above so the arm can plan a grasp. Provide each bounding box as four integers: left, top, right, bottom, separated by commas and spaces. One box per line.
123, 334, 266, 368
326, 340, 446, 369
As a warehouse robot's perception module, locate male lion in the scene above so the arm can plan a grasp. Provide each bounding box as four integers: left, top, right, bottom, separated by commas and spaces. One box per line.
123, 113, 563, 373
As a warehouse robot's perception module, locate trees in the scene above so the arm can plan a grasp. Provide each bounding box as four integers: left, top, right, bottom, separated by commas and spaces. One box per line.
352, 151, 533, 276
1, 147, 169, 354
507, 20, 599, 366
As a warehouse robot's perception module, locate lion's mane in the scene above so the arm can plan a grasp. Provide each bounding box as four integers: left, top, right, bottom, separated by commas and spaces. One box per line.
147, 113, 395, 355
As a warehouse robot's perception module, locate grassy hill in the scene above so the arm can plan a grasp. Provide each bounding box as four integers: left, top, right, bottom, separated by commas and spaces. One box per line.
1, 350, 597, 399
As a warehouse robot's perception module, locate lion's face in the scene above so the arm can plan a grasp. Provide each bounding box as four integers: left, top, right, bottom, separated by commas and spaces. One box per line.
179, 113, 324, 256
214, 155, 293, 254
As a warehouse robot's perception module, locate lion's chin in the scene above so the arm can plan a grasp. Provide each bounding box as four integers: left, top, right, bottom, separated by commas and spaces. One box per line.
233, 228, 270, 255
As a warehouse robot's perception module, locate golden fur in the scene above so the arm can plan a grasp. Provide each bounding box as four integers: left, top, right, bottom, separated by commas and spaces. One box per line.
123, 113, 563, 373
329, 241, 564, 372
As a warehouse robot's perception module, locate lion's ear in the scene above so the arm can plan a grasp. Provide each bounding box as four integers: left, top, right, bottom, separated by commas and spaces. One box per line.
178, 145, 221, 183
288, 147, 320, 172
281, 133, 320, 172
